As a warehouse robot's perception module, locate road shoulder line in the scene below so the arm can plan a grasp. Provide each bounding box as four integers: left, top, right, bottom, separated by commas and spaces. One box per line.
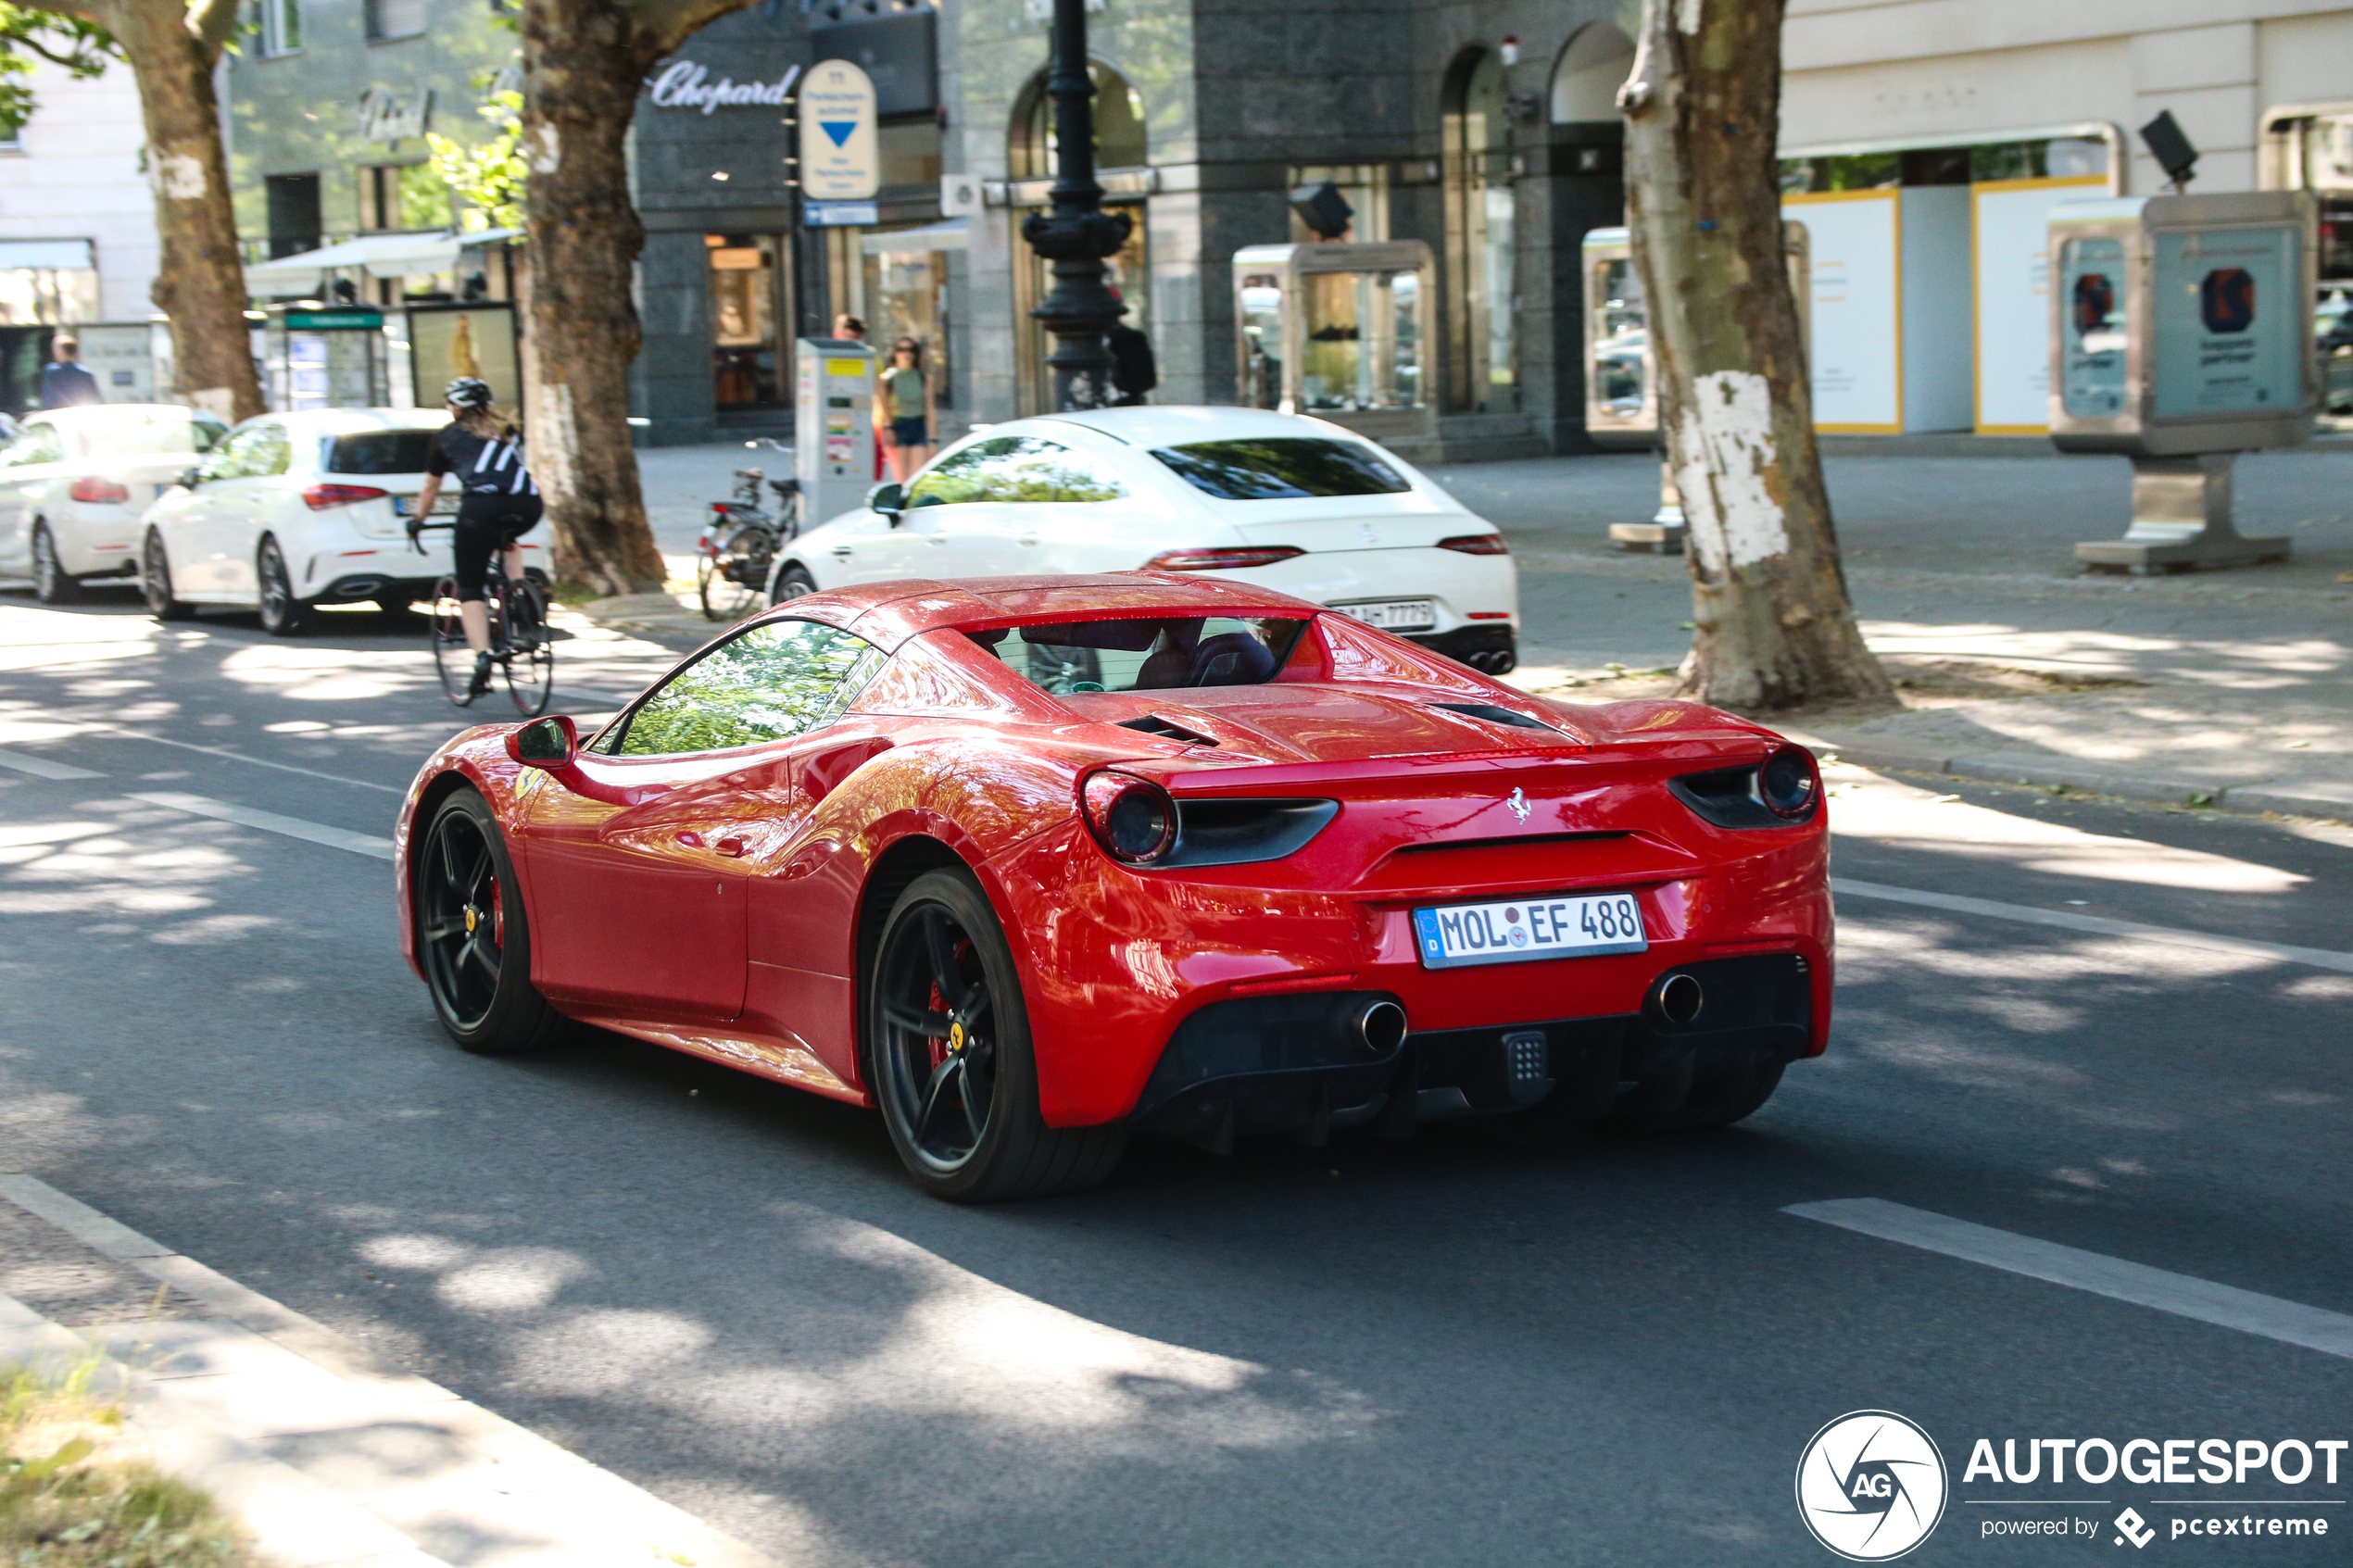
1786, 1198, 2353, 1361
130, 791, 397, 861
0, 1173, 781, 1568
0, 745, 104, 779
1829, 876, 2353, 975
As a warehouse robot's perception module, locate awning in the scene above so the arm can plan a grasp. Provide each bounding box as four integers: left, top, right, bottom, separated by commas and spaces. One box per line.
245, 228, 522, 291
859, 219, 968, 255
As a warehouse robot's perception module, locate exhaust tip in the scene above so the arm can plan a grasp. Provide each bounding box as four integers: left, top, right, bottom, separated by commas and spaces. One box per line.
1352, 998, 1408, 1056
1653, 972, 1705, 1028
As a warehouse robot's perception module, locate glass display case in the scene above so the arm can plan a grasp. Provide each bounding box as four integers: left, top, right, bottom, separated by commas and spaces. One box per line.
1231, 240, 1436, 445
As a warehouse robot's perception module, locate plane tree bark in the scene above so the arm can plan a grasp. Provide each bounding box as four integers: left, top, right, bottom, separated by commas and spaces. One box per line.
25, 0, 262, 420
1617, 0, 1893, 712
517, 0, 771, 596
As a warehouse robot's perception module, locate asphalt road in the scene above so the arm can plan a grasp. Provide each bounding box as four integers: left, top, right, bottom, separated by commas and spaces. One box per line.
3, 589, 2349, 1566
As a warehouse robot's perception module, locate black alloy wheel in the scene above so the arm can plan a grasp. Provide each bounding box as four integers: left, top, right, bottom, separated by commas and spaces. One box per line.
31, 522, 79, 604
867, 869, 1126, 1202
142, 531, 195, 621
769, 564, 819, 606
256, 535, 306, 636
415, 789, 568, 1053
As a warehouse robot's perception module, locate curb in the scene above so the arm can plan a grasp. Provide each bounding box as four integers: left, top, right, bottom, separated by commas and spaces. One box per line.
0, 1174, 780, 1568
1780, 733, 2353, 821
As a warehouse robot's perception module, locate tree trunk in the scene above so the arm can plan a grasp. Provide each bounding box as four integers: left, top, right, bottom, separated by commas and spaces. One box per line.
93, 1, 262, 422
516, 0, 672, 598
1618, 0, 1893, 713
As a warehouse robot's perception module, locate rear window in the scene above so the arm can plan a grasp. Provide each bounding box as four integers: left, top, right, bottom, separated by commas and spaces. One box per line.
73, 413, 226, 458
968, 616, 1307, 695
1149, 437, 1410, 500
328, 430, 434, 474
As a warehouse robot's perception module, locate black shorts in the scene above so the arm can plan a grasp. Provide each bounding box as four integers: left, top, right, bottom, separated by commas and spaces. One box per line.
451, 495, 543, 602
890, 416, 930, 447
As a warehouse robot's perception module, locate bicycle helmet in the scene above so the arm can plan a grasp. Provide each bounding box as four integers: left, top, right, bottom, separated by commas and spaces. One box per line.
443, 376, 494, 409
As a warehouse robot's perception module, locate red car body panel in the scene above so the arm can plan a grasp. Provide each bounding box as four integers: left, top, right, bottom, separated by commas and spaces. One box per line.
396, 573, 1831, 1130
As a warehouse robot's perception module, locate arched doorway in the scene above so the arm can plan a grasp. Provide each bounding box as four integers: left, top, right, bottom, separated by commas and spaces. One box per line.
1550, 21, 1635, 125
1441, 49, 1515, 414
1007, 62, 1151, 413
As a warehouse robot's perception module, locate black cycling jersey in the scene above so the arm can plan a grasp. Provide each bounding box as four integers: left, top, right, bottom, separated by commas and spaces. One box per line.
426, 420, 538, 497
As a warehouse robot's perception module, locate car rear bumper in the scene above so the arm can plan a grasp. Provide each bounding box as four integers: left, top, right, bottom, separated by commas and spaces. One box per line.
1213, 546, 1517, 635
1123, 954, 1813, 1148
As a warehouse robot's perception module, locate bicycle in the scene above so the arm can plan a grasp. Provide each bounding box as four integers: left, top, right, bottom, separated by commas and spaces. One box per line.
697, 440, 801, 621
413, 522, 555, 716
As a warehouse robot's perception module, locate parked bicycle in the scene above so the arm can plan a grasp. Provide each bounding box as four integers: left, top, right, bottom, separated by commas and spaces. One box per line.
413, 521, 555, 715
698, 439, 802, 621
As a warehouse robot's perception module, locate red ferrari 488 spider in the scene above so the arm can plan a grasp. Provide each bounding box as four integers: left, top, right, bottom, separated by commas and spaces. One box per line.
396, 574, 1830, 1200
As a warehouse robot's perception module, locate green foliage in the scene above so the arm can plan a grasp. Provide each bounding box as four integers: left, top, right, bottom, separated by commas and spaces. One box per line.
619, 622, 883, 757
0, 5, 118, 141
428, 85, 526, 232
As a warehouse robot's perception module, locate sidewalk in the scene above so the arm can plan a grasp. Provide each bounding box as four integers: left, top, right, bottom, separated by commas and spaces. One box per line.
0, 1173, 775, 1568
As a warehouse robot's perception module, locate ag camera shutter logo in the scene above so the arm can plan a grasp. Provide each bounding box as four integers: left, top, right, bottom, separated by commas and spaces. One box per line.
1795, 1411, 1949, 1561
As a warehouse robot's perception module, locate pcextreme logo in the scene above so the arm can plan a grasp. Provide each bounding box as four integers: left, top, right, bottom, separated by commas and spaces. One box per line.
1796, 1411, 1951, 1561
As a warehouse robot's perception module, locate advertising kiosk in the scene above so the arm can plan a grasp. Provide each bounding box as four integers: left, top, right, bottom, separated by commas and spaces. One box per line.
262, 306, 391, 412
2050, 192, 2319, 572
1579, 225, 1809, 552
795, 337, 876, 526
1232, 241, 1437, 450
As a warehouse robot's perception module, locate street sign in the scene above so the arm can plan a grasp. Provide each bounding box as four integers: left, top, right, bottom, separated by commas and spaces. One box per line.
284, 309, 384, 331
799, 59, 878, 203
804, 201, 879, 227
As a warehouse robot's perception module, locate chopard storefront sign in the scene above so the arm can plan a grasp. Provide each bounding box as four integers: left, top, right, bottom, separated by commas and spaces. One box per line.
648, 60, 802, 114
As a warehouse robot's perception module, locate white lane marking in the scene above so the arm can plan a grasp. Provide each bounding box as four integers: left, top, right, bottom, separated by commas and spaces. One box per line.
0, 746, 103, 780
99, 725, 405, 794
1787, 1198, 2353, 1361
130, 791, 396, 861
1831, 876, 2353, 976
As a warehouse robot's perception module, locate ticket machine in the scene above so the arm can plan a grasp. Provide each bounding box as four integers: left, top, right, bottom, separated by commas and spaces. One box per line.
2050, 192, 2319, 572
1579, 225, 1809, 552
1232, 241, 1438, 448
795, 337, 876, 526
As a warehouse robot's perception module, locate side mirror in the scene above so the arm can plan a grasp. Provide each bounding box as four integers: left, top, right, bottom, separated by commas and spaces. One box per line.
505, 714, 578, 769
867, 481, 904, 524
176, 466, 203, 488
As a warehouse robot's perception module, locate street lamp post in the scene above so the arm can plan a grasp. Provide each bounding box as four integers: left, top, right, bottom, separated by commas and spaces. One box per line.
1021, 0, 1131, 410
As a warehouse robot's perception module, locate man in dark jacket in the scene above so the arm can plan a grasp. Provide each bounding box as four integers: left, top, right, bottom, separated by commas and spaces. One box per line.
1108, 320, 1156, 407
39, 337, 102, 408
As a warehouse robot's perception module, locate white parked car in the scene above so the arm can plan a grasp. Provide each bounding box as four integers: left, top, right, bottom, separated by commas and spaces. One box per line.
768, 406, 1521, 671
139, 408, 544, 635
0, 405, 230, 604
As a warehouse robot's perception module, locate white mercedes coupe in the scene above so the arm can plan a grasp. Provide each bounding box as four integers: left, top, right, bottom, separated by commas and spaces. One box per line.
765, 407, 1520, 671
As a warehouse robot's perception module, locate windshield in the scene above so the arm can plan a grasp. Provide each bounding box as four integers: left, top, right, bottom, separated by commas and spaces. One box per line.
328, 431, 435, 474
71, 413, 226, 458
1149, 437, 1410, 500
968, 616, 1307, 694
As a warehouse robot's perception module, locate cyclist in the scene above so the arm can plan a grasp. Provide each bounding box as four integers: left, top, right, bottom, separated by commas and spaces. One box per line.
409, 377, 542, 697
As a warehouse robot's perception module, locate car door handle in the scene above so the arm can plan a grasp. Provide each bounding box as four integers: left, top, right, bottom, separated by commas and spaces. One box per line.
675, 831, 704, 848
831, 546, 852, 558
1020, 536, 1039, 546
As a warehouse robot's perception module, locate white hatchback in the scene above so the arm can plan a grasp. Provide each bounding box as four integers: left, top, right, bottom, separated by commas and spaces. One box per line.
769, 406, 1521, 671
0, 405, 230, 603
140, 408, 547, 635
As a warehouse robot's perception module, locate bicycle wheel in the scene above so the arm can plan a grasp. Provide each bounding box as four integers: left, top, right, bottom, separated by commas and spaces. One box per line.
501, 579, 554, 717
698, 525, 770, 622
429, 578, 476, 707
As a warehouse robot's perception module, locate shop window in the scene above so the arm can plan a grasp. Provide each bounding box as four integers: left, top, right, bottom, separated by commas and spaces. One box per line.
710, 234, 783, 410
859, 238, 951, 408
261, 0, 302, 56
365, 0, 424, 42
1009, 62, 1146, 178
1299, 270, 1422, 414
1286, 165, 1388, 243
265, 173, 321, 258
1441, 49, 1516, 414
0, 241, 97, 325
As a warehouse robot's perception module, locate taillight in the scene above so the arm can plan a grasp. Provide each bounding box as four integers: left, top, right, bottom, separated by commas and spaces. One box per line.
1759, 744, 1819, 819
1438, 533, 1508, 555
302, 483, 388, 510
1141, 546, 1306, 572
1080, 770, 1177, 864
69, 477, 132, 504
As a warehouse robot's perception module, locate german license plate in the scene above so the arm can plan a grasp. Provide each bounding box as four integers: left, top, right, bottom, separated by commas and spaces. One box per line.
1412, 892, 1647, 969
392, 494, 460, 518
1331, 598, 1437, 632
